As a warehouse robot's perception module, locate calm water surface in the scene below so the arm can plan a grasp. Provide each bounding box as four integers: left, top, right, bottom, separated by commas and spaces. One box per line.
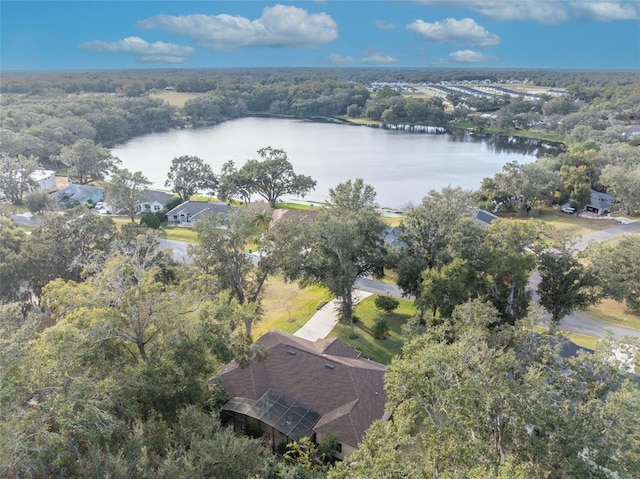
112, 117, 551, 209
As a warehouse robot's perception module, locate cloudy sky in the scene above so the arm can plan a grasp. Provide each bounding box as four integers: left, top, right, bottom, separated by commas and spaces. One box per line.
2, 1, 639, 70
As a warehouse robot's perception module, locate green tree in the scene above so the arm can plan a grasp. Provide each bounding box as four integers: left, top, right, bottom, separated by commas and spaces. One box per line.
20, 207, 117, 297
492, 160, 560, 215
107, 168, 152, 222
216, 160, 253, 203
23, 190, 54, 214
57, 138, 120, 185
189, 208, 273, 341
536, 241, 600, 324
0, 216, 26, 304
559, 164, 592, 214
0, 154, 39, 204
374, 295, 399, 313
482, 219, 545, 323
238, 147, 316, 208
343, 301, 640, 479
165, 155, 217, 202
277, 179, 387, 338
601, 162, 640, 216
587, 235, 640, 311
396, 186, 482, 301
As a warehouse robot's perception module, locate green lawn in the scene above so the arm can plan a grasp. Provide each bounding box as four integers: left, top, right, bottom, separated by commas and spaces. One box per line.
254, 277, 333, 338
582, 299, 640, 331
328, 296, 417, 365
513, 207, 620, 241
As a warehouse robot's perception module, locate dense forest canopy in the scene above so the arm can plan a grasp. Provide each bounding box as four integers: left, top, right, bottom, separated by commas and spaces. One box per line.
3, 67, 640, 94
1, 68, 640, 478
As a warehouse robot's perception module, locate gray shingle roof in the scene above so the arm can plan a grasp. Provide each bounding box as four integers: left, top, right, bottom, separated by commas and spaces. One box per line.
166, 200, 232, 221
141, 189, 175, 205
50, 184, 104, 203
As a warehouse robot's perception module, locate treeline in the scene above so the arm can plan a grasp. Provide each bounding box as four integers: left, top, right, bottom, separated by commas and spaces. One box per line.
3, 67, 639, 94
1, 95, 177, 161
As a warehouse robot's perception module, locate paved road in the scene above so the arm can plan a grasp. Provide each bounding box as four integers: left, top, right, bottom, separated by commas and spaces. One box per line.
158, 238, 192, 264
10, 213, 42, 227
160, 219, 640, 340
529, 271, 640, 340
531, 218, 640, 339
572, 220, 640, 250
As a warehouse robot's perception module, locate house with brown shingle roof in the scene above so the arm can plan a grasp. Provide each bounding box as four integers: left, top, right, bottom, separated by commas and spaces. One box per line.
216, 330, 388, 459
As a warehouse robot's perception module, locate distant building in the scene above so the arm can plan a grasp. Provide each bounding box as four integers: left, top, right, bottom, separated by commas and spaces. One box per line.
50, 184, 104, 208
137, 189, 175, 214
585, 190, 615, 216
165, 200, 232, 226
29, 170, 57, 192
469, 207, 499, 227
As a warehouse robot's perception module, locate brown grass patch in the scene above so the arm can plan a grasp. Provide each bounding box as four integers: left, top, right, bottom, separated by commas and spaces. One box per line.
151, 91, 206, 107
583, 299, 640, 331
254, 276, 332, 338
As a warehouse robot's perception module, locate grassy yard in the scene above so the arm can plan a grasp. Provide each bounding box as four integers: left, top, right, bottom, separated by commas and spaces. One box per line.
328, 296, 417, 365
150, 91, 205, 107
582, 299, 640, 331
253, 277, 333, 338
536, 326, 599, 350
513, 207, 620, 241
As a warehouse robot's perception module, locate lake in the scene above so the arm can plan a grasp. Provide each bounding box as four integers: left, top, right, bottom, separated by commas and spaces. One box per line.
112, 117, 557, 210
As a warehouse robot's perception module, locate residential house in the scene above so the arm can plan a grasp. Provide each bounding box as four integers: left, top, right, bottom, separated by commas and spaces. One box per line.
585, 190, 615, 216
269, 207, 319, 229
216, 330, 388, 459
29, 170, 57, 192
50, 184, 104, 208
137, 189, 175, 214
626, 124, 640, 140
469, 207, 499, 227
165, 200, 232, 226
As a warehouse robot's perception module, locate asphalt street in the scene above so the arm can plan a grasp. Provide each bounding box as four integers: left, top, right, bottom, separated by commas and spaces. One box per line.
12, 213, 640, 339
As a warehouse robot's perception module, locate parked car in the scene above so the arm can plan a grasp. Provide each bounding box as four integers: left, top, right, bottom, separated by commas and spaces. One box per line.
561, 206, 576, 214
95, 201, 104, 208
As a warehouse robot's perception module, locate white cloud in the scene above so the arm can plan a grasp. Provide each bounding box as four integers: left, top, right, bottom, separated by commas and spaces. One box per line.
137, 4, 338, 50
569, 1, 640, 21
407, 17, 500, 47
449, 49, 498, 63
375, 20, 396, 30
416, 1, 639, 23
80, 36, 195, 63
328, 48, 397, 65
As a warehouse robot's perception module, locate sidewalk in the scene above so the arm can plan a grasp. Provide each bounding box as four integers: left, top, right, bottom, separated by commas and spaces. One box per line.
294, 290, 373, 341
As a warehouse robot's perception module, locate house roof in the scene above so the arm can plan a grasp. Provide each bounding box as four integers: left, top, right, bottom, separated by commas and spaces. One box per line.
588, 189, 615, 212
269, 208, 320, 229
469, 207, 499, 227
217, 330, 387, 448
30, 169, 55, 182
141, 189, 175, 205
166, 200, 232, 221
50, 184, 104, 203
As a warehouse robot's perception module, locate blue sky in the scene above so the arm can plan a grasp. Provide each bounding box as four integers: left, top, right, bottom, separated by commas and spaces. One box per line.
2, 1, 639, 71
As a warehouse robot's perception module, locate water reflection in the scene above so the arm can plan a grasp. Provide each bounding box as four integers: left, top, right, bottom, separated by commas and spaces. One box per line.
113, 117, 560, 209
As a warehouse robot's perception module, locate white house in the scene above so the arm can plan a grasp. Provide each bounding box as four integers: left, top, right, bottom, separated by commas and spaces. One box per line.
585, 190, 616, 216
29, 170, 57, 192
137, 189, 175, 214
165, 200, 232, 226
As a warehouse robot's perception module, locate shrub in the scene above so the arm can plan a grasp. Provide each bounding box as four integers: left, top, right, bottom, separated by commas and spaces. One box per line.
140, 212, 161, 229
154, 210, 167, 224
164, 196, 182, 212
24, 191, 53, 214
373, 317, 390, 340
375, 295, 400, 313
